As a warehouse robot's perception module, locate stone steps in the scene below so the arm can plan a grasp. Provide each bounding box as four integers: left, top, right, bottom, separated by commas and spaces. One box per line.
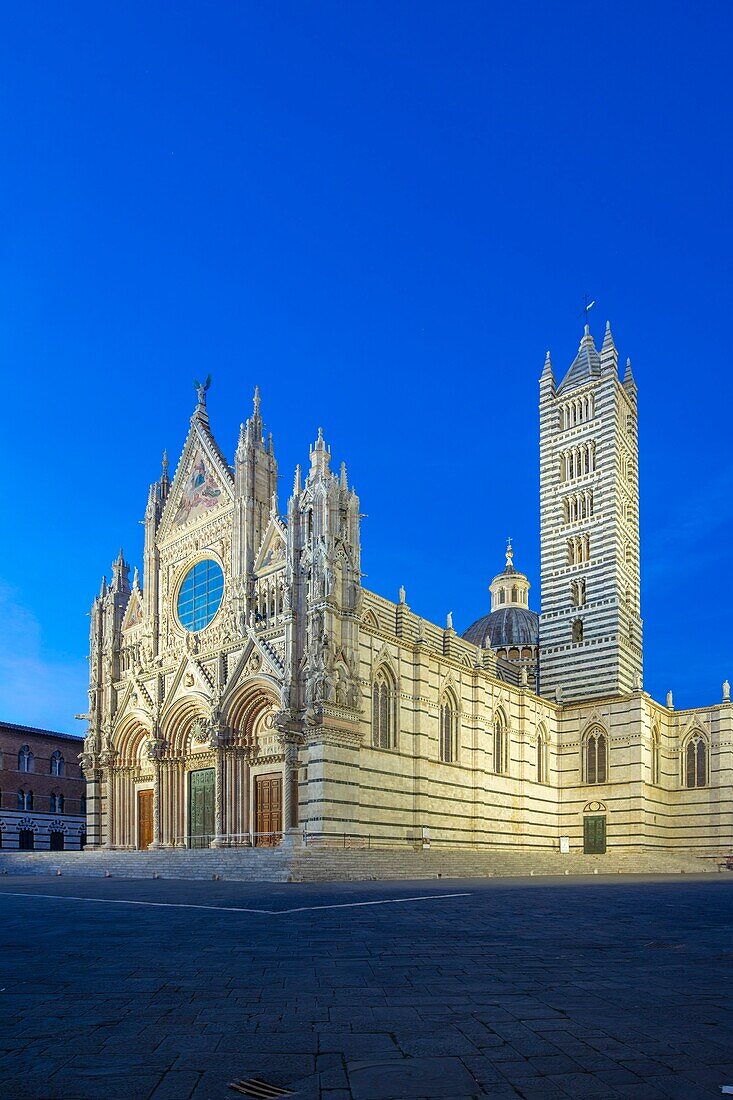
0, 845, 720, 883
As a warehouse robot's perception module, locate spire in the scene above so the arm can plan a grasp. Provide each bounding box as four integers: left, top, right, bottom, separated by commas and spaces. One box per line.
99, 575, 108, 599
623, 356, 637, 399
541, 349, 554, 381
250, 385, 263, 440
600, 319, 618, 373
340, 461, 348, 490
308, 427, 331, 478
293, 463, 302, 494
236, 422, 246, 462
557, 325, 601, 393
158, 449, 170, 501
132, 566, 140, 590
109, 549, 130, 594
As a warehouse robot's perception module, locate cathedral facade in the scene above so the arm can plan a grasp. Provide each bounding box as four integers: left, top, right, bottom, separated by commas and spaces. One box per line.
81, 324, 732, 855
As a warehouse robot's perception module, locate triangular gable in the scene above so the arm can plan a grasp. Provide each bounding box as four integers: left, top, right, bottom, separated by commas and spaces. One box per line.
254, 514, 287, 573
158, 417, 234, 540
122, 588, 143, 631
221, 635, 284, 706
161, 654, 216, 721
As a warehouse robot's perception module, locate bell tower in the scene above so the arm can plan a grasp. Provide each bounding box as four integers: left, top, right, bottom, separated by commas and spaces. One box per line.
538, 322, 642, 702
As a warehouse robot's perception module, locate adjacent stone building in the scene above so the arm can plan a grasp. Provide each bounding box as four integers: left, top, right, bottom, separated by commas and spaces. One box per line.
80, 325, 732, 855
0, 721, 86, 850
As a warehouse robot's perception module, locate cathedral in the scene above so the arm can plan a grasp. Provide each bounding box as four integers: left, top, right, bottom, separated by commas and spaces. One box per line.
81, 323, 732, 856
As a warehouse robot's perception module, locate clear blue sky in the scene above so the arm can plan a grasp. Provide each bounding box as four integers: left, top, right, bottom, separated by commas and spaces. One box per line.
1, 1, 731, 732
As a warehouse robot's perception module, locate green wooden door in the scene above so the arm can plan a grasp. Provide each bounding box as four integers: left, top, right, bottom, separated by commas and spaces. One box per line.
583, 815, 607, 854
188, 768, 215, 848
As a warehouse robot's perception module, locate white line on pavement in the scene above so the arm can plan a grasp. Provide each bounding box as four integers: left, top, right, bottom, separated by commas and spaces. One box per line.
0, 890, 472, 915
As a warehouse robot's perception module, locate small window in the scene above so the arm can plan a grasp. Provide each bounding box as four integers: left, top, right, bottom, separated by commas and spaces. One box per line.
493, 712, 508, 775
17, 789, 33, 811
537, 729, 547, 784
439, 693, 458, 763
50, 751, 65, 777
18, 745, 34, 773
372, 669, 397, 750
651, 728, 661, 786
683, 734, 707, 788
584, 728, 607, 784
50, 792, 65, 814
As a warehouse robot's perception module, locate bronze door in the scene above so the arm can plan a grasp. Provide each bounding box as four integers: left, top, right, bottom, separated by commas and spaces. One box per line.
583, 814, 606, 854
138, 789, 154, 850
255, 773, 282, 846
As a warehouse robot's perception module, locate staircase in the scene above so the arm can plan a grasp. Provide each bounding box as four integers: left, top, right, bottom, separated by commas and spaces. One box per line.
0, 845, 720, 883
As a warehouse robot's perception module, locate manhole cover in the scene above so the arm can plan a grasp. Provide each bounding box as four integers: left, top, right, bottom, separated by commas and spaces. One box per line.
228, 1080, 294, 1098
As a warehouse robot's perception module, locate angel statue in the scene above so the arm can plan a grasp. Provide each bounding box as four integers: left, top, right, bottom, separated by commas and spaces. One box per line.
194, 374, 212, 405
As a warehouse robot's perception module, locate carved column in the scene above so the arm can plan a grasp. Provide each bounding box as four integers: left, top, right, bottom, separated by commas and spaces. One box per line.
99, 750, 117, 848
146, 737, 166, 849
280, 737, 302, 847
212, 745, 226, 846
105, 770, 115, 848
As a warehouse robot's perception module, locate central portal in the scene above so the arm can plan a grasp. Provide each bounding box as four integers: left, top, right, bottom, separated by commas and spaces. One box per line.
255, 773, 282, 846
188, 768, 215, 848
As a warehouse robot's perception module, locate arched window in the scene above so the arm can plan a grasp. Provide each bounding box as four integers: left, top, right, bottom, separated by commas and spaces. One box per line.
50, 792, 64, 814
17, 789, 33, 811
439, 692, 458, 763
583, 728, 607, 784
50, 751, 65, 777
537, 727, 547, 783
683, 733, 708, 788
651, 727, 661, 786
18, 745, 34, 773
372, 668, 397, 750
493, 711, 508, 775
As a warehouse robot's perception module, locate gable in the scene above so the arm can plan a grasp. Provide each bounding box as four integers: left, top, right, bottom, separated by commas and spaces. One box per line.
254, 515, 287, 573
122, 589, 143, 631
158, 418, 235, 541
172, 448, 226, 527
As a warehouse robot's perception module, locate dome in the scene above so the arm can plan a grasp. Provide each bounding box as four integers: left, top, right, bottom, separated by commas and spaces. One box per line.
462, 606, 539, 650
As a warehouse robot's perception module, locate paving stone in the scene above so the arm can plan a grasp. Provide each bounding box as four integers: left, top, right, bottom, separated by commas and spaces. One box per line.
346, 1055, 479, 1098
0, 876, 732, 1100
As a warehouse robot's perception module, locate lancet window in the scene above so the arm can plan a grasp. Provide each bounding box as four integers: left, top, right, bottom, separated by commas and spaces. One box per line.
683, 733, 708, 788
439, 691, 459, 763
372, 668, 397, 750
651, 726, 661, 786
537, 727, 548, 783
493, 711, 508, 775
583, 727, 607, 784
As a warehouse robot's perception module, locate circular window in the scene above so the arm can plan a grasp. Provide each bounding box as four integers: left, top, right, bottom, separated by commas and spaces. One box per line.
177, 559, 224, 632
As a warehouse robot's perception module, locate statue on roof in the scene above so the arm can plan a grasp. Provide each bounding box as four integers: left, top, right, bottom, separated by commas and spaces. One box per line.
194, 374, 212, 405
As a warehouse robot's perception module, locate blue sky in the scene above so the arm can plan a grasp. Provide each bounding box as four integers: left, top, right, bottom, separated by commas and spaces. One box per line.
1, 1, 731, 732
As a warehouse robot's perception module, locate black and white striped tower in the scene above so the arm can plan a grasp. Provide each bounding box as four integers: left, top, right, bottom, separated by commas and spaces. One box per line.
538, 322, 642, 702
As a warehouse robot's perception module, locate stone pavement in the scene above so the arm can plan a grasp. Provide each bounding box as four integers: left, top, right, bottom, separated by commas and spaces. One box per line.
0, 873, 731, 1098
